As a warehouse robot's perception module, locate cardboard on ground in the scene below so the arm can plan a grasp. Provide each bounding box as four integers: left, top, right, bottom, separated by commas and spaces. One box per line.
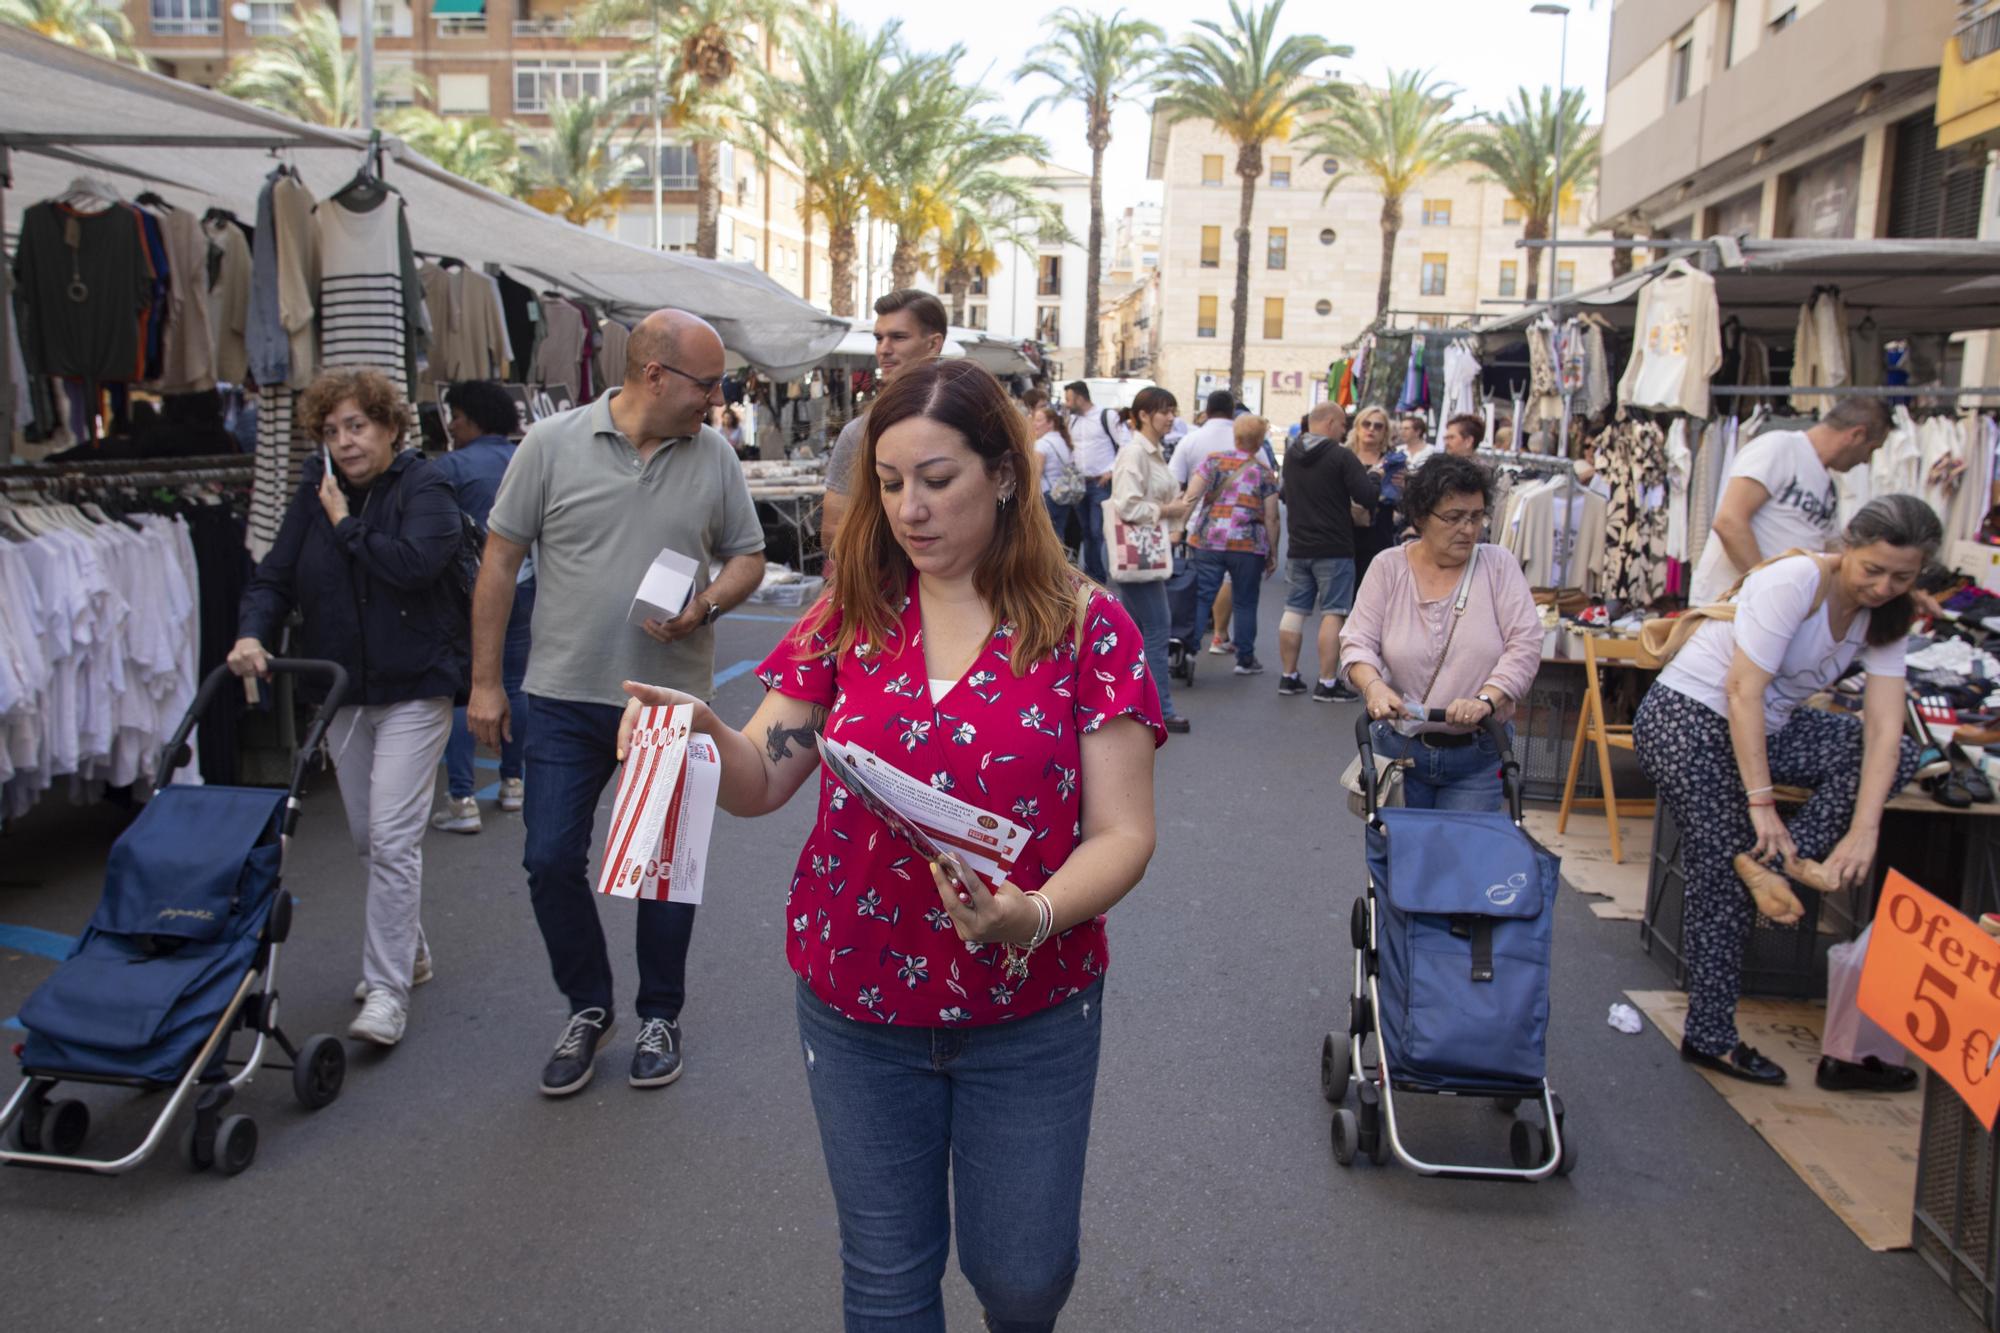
1522, 808, 1649, 922
1627, 989, 1921, 1252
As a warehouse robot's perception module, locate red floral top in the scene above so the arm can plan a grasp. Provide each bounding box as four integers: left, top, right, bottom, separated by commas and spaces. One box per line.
757, 575, 1165, 1026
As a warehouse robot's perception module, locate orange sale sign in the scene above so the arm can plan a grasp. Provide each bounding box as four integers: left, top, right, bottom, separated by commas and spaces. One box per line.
1858, 871, 2000, 1128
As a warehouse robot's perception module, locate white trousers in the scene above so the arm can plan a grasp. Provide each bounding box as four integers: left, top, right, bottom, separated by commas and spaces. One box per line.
327, 697, 453, 1003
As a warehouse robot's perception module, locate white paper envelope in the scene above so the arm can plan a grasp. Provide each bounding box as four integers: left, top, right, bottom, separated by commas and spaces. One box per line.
628, 547, 700, 627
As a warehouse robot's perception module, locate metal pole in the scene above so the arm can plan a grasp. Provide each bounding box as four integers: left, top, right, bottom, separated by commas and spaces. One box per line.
652, 0, 664, 250
1548, 13, 1566, 302
359, 0, 376, 134
0, 144, 14, 456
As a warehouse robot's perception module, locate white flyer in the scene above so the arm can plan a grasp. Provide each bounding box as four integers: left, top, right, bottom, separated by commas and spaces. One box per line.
627, 546, 699, 627
819, 737, 1027, 884
597, 704, 694, 899
654, 735, 720, 905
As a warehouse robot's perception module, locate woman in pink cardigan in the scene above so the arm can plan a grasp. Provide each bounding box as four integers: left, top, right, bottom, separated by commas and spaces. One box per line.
1339, 453, 1543, 810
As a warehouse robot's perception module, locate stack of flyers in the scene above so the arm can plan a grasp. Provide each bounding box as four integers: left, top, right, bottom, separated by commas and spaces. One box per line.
597, 704, 722, 905
815, 736, 1027, 887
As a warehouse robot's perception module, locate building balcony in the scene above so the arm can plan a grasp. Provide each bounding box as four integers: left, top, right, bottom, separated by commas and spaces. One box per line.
435, 16, 488, 37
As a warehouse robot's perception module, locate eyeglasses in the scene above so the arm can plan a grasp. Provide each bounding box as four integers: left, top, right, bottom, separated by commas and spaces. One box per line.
648, 361, 725, 395
1358, 420, 1386, 429
1432, 509, 1489, 530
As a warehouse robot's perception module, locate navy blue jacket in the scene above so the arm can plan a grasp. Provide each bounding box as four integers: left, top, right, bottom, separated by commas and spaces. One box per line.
238, 449, 469, 706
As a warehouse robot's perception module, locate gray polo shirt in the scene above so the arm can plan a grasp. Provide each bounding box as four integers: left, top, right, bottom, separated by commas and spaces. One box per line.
823, 410, 867, 495
488, 389, 765, 704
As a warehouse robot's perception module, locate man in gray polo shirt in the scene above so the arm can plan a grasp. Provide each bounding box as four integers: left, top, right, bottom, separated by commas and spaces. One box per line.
473, 309, 766, 1097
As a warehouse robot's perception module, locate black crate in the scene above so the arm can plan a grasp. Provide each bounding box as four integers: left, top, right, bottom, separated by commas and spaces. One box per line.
1639, 800, 1862, 1000
1915, 1075, 2000, 1329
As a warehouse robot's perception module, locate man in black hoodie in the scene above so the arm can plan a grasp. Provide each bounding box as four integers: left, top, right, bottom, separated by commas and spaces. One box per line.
1277, 402, 1381, 701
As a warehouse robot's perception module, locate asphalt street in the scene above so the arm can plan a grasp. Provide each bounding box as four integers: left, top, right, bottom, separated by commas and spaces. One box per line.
0, 590, 1976, 1332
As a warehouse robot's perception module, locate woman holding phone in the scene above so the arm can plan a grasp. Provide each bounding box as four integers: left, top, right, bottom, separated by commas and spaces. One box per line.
617, 359, 1164, 1332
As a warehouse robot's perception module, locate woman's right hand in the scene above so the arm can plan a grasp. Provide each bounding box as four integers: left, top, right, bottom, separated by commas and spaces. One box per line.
617, 681, 717, 760
1363, 680, 1406, 721
226, 636, 270, 679
1161, 497, 1191, 522
1747, 803, 1797, 866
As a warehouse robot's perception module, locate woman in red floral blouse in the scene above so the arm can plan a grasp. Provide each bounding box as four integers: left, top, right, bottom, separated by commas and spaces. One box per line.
619, 359, 1164, 1332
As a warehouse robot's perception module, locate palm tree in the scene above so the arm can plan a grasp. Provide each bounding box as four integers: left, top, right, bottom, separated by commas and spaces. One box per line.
573, 0, 798, 258
1464, 86, 1600, 301
1294, 70, 1472, 322
927, 205, 1002, 326
1017, 8, 1162, 376
219, 5, 425, 129
1153, 0, 1348, 394
0, 0, 145, 65
385, 108, 518, 194
519, 93, 641, 228
745, 16, 942, 316
873, 69, 1052, 292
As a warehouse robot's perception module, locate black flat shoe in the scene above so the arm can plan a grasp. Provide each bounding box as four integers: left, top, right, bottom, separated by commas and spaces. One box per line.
1958, 759, 1995, 803
1163, 716, 1191, 734
1815, 1055, 1919, 1093
1927, 771, 1975, 809
1680, 1037, 1787, 1085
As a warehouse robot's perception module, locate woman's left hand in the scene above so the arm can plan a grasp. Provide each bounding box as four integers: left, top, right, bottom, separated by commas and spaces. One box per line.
318, 467, 349, 525
930, 856, 1038, 946
1441, 695, 1494, 729
1819, 827, 1879, 891
1263, 551, 1277, 577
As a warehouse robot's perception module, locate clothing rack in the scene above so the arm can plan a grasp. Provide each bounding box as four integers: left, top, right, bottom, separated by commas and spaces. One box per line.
1477, 447, 1584, 588
1714, 385, 2000, 398
1, 454, 253, 492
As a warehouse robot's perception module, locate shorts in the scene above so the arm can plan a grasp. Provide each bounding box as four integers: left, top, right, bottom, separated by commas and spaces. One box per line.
1285, 557, 1355, 616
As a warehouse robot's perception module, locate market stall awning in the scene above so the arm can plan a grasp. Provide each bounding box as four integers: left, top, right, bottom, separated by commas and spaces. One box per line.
0, 27, 845, 378
1473, 238, 2000, 340
429, 0, 485, 13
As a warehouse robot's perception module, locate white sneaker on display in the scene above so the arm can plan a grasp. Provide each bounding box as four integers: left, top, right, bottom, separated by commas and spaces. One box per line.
348, 989, 408, 1046
430, 796, 481, 834
498, 777, 525, 812
355, 944, 433, 1002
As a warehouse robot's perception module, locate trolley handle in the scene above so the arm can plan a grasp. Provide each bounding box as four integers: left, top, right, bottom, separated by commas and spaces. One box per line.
1350, 709, 1523, 823
154, 660, 351, 819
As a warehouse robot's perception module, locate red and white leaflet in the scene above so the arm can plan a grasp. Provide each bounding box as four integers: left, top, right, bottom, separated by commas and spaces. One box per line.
819, 737, 1026, 884
649, 735, 720, 904
596, 704, 693, 900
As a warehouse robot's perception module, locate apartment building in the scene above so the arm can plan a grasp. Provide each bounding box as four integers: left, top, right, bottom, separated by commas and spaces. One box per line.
1597, 0, 1980, 243
1107, 201, 1161, 283
121, 0, 837, 304
954, 158, 1094, 378
1145, 107, 1612, 424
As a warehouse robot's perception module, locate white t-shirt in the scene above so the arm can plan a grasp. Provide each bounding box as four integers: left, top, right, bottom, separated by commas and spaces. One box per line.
1031, 431, 1073, 495
1688, 430, 1839, 605
1067, 408, 1126, 477
1168, 417, 1236, 485
1657, 554, 1904, 734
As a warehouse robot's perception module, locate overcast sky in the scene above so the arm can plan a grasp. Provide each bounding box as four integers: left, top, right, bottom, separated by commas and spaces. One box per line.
838, 0, 1614, 206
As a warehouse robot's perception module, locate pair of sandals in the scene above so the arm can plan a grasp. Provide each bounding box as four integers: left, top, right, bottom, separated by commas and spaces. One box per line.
1731, 851, 1843, 926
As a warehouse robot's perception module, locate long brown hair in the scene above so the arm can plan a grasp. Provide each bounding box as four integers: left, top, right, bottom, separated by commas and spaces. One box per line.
805, 359, 1081, 674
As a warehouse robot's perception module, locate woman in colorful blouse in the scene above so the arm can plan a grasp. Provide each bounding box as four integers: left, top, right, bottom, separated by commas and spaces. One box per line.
618, 359, 1165, 1332
1178, 413, 1281, 674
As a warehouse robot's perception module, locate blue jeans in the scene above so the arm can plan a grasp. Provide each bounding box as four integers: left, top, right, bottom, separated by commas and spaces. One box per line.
1368, 721, 1511, 811
1284, 557, 1355, 616
1080, 479, 1111, 584
796, 979, 1106, 1333
1191, 549, 1265, 667
445, 580, 535, 798
1115, 578, 1178, 721
522, 695, 696, 1020
1044, 498, 1080, 562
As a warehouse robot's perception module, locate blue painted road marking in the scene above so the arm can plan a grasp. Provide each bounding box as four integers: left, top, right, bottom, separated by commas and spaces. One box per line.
0, 924, 75, 960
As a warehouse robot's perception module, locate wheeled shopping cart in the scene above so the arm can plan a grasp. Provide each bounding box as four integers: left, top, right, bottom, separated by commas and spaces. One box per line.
1164, 544, 1198, 687
1322, 711, 1577, 1180
1, 659, 352, 1178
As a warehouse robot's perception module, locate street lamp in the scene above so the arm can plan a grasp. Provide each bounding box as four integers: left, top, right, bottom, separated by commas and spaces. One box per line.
1531, 4, 1569, 303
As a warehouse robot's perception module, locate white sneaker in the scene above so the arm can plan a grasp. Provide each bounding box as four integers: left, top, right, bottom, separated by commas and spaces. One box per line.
498, 777, 525, 812
348, 989, 408, 1046
355, 945, 433, 1002
430, 796, 481, 834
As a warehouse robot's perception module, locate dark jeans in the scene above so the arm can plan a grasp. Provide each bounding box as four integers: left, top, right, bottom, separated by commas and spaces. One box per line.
1368, 720, 1512, 811
1044, 498, 1080, 564
1191, 549, 1265, 667
1115, 578, 1178, 721
521, 694, 696, 1021
796, 979, 1106, 1333
1080, 479, 1111, 584
444, 580, 535, 797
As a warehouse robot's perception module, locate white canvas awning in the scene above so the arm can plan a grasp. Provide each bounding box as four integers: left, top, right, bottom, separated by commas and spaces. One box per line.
0, 27, 845, 377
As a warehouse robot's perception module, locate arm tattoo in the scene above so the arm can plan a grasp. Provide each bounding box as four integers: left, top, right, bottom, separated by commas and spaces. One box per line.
765, 704, 829, 763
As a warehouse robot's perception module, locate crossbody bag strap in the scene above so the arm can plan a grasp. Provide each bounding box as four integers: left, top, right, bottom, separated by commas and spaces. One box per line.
1418, 549, 1483, 708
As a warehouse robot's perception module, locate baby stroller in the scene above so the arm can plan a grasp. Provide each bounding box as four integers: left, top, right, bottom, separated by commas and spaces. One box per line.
1164, 542, 1198, 688
0, 659, 351, 1178
1322, 711, 1575, 1180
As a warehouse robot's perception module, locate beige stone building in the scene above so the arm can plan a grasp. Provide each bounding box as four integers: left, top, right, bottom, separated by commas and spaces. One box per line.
122, 0, 838, 304
1145, 105, 1612, 426
1597, 0, 1981, 243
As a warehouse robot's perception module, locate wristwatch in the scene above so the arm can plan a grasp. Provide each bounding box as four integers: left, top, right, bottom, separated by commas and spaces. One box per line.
1476, 691, 1498, 716
698, 596, 724, 627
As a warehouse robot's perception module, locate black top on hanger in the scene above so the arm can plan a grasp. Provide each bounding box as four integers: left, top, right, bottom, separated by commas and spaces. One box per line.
134, 190, 173, 211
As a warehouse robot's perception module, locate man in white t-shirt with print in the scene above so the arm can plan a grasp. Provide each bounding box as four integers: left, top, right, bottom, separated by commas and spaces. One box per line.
1689, 398, 1888, 605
